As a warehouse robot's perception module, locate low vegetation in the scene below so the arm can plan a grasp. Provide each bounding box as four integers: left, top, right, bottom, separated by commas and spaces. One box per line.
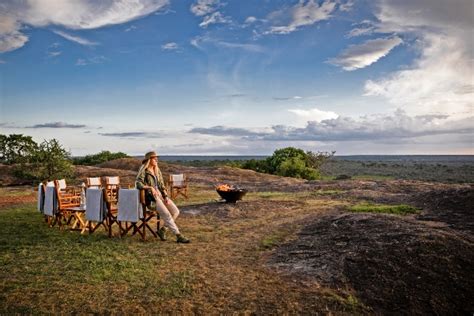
72, 150, 130, 166
240, 147, 334, 180
349, 203, 419, 215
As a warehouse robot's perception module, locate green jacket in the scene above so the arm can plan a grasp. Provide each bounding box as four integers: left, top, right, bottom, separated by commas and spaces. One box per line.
135, 166, 168, 205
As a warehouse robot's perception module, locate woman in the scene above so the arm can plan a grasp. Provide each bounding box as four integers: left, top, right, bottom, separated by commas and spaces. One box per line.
136, 151, 190, 243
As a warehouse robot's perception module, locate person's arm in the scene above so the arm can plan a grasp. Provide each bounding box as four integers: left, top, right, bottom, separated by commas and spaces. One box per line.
135, 167, 147, 190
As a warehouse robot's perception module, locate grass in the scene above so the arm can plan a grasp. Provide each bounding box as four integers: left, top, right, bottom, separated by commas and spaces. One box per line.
352, 175, 395, 181
312, 189, 345, 196
348, 203, 419, 215
0, 187, 365, 314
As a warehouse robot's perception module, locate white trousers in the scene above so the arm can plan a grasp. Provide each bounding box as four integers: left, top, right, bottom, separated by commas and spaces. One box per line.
154, 198, 180, 235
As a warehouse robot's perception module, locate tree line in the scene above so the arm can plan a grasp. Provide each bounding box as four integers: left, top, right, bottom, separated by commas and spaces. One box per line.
1, 134, 333, 182
0, 134, 129, 182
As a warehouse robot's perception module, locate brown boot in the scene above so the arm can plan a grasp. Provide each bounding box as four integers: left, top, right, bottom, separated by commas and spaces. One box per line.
176, 234, 190, 243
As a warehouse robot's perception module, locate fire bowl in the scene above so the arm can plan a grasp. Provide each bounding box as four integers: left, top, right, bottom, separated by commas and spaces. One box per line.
216, 188, 248, 203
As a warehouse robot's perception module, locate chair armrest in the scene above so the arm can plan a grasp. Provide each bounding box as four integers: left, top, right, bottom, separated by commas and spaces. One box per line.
139, 189, 147, 204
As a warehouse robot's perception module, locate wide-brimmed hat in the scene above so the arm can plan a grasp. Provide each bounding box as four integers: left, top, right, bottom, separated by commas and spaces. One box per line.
142, 151, 158, 163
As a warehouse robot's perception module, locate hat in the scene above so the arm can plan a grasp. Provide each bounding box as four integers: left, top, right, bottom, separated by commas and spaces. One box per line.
142, 151, 158, 163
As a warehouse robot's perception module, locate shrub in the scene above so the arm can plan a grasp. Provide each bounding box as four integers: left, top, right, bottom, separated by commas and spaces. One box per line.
241, 147, 334, 180
73, 150, 130, 165
14, 138, 73, 182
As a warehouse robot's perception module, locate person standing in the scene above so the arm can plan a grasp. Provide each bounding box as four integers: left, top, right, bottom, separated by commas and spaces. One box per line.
136, 151, 190, 243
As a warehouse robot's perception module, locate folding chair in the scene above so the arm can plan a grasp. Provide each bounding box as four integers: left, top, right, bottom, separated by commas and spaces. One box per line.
86, 177, 102, 189
104, 176, 120, 237
168, 174, 188, 200
42, 181, 56, 226
117, 188, 157, 241
137, 189, 159, 239
85, 188, 108, 235
54, 179, 83, 230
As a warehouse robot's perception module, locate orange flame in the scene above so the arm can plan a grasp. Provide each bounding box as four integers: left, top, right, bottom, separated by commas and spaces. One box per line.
216, 184, 233, 191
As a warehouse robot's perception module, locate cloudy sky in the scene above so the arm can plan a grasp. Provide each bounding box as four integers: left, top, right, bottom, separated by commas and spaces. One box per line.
0, 0, 472, 155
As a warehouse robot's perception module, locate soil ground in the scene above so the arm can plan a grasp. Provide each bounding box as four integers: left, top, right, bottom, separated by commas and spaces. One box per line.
0, 159, 472, 314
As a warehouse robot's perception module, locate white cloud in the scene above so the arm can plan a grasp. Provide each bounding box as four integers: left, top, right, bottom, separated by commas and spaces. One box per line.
329, 37, 402, 71
190, 109, 473, 142
0, 0, 169, 52
161, 42, 178, 50
199, 11, 231, 28
244, 16, 257, 24
215, 41, 264, 53
346, 26, 374, 37
53, 30, 98, 46
190, 35, 264, 53
266, 0, 337, 34
363, 0, 474, 118
0, 15, 28, 52
288, 108, 339, 122
338, 0, 354, 12
125, 25, 137, 32
75, 56, 108, 66
190, 0, 221, 16
48, 51, 61, 57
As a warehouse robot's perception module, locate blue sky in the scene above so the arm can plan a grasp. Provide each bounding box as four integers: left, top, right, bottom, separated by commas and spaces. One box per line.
0, 0, 473, 155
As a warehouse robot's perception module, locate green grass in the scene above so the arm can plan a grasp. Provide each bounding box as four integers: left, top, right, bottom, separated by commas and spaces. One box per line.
312, 189, 344, 196
0, 204, 193, 313
348, 203, 419, 215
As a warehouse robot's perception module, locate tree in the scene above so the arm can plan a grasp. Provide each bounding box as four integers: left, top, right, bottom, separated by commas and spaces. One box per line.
240, 147, 335, 180
72, 150, 130, 165
0, 134, 38, 164
305, 151, 335, 170
15, 139, 74, 181
266, 147, 306, 173
34, 139, 74, 180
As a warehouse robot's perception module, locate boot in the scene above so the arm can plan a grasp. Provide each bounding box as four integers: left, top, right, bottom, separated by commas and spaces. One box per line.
176, 234, 190, 243
157, 227, 167, 241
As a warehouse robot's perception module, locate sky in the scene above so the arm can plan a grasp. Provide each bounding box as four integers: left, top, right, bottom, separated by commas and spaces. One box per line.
0, 0, 473, 156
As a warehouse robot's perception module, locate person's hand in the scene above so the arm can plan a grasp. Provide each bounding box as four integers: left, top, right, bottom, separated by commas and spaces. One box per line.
150, 187, 159, 199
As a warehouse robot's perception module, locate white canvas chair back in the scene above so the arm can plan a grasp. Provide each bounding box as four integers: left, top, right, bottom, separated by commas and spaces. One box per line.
171, 174, 185, 186
106, 176, 120, 185
57, 179, 67, 190
87, 177, 102, 188
117, 189, 142, 223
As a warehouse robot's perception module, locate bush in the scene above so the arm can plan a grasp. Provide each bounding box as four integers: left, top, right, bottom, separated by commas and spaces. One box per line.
73, 150, 130, 165
241, 147, 334, 180
14, 138, 73, 182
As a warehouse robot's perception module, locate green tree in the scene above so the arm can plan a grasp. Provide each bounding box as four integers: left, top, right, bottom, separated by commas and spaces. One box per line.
266, 147, 306, 173
73, 150, 130, 165
15, 139, 74, 181
305, 150, 335, 170
0, 134, 38, 164
240, 147, 335, 180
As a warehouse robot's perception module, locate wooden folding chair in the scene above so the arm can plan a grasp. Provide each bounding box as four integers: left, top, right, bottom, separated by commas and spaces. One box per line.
117, 189, 157, 241
136, 189, 158, 240
85, 188, 108, 235
86, 177, 102, 189
104, 176, 120, 237
54, 179, 84, 230
168, 174, 188, 200
41, 181, 56, 225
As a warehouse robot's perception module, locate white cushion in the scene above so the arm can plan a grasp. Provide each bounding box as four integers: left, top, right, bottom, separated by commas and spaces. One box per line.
106, 176, 120, 185
57, 179, 66, 189
88, 177, 101, 186
171, 174, 185, 186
